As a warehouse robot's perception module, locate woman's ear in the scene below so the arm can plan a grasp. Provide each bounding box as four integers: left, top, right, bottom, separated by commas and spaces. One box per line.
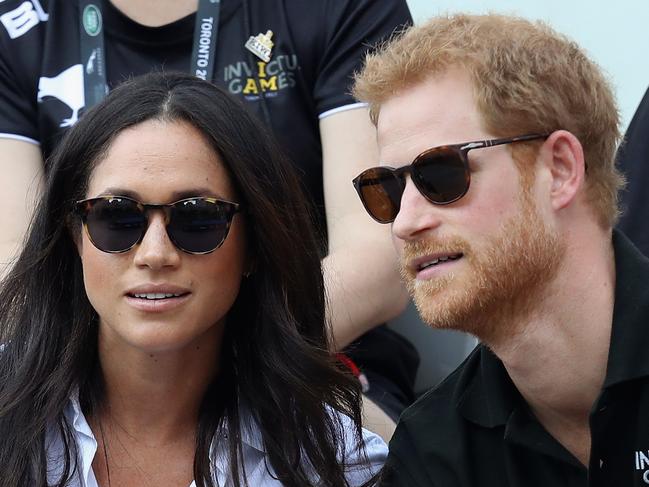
539, 130, 586, 212
242, 217, 256, 278
243, 257, 256, 278
66, 215, 84, 256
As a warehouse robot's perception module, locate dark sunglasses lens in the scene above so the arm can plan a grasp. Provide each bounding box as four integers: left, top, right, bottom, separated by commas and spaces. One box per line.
413, 149, 469, 203
356, 168, 404, 223
168, 199, 232, 253
85, 198, 145, 252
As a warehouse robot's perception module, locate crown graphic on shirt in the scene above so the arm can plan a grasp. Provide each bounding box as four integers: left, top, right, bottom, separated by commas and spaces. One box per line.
245, 30, 274, 63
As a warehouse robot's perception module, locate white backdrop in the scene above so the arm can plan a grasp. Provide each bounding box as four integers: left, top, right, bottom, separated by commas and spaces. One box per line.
405, 0, 648, 131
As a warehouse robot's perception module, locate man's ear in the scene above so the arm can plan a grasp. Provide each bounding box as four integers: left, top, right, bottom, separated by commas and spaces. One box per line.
539, 130, 586, 212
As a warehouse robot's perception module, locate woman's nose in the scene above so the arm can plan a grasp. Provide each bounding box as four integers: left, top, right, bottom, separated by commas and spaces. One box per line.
132, 212, 181, 269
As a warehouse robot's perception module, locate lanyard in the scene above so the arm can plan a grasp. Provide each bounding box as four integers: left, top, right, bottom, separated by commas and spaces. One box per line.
79, 0, 221, 109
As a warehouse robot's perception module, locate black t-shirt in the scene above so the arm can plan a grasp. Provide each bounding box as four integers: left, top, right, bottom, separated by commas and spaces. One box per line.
0, 0, 412, 238
381, 231, 649, 487
617, 87, 649, 257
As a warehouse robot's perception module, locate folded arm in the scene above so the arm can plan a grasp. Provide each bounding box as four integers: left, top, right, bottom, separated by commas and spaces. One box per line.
0, 139, 44, 278
320, 108, 408, 350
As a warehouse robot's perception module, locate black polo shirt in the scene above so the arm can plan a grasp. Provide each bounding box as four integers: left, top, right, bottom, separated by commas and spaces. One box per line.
381, 230, 649, 487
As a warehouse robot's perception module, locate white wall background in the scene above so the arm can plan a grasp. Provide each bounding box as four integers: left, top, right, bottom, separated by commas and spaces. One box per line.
405, 0, 648, 131
394, 1, 647, 393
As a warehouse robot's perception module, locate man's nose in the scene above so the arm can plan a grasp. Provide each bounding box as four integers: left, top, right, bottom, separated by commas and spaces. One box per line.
392, 177, 443, 242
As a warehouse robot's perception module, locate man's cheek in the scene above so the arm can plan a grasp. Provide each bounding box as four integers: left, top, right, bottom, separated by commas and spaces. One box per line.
391, 231, 405, 255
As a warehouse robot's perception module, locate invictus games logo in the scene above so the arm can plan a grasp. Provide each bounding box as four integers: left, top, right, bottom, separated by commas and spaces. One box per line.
82, 4, 102, 36
635, 450, 649, 483
223, 55, 298, 101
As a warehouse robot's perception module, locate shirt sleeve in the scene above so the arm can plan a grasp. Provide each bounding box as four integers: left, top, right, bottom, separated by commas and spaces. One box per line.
0, 1, 42, 143
336, 411, 388, 486
313, 0, 412, 118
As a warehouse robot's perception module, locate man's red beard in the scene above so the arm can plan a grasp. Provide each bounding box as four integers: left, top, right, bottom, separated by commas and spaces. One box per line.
400, 186, 564, 346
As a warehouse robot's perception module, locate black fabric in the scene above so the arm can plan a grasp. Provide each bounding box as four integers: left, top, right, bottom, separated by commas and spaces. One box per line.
617, 86, 649, 257
382, 230, 649, 487
0, 0, 417, 418
348, 325, 419, 422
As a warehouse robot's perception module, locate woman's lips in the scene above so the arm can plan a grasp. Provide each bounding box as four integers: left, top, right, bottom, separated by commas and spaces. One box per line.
124, 293, 191, 312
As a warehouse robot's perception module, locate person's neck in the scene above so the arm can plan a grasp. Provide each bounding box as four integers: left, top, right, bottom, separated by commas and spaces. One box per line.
109, 0, 199, 27
95, 328, 221, 444
489, 226, 616, 466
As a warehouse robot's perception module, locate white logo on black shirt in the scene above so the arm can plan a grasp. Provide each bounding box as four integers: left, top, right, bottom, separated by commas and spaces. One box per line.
223, 55, 298, 101
37, 65, 85, 127
0, 0, 47, 39
635, 450, 649, 484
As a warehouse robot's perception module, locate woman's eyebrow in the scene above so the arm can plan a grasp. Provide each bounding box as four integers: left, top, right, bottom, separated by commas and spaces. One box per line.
169, 188, 226, 200
96, 187, 140, 199
94, 187, 230, 201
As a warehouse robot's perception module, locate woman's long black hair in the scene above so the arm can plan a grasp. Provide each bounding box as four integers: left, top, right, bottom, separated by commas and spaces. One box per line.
0, 72, 370, 487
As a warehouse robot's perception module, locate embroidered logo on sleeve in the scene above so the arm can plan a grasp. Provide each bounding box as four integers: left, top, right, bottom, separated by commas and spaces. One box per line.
37, 64, 85, 127
0, 0, 48, 39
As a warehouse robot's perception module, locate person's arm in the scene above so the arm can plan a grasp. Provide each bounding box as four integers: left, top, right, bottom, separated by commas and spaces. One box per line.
320, 107, 409, 350
0, 139, 44, 277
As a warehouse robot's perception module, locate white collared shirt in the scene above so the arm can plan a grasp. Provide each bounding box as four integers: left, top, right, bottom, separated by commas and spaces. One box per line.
45, 393, 387, 486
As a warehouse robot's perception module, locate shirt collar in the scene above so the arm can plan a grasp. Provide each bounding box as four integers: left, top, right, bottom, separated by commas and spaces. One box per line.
603, 229, 649, 387
456, 346, 518, 428
59, 390, 98, 486
457, 230, 649, 425
210, 406, 267, 481
65, 393, 268, 483
453, 328, 580, 465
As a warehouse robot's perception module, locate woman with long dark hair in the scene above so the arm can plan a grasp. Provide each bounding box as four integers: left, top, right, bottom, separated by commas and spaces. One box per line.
0, 72, 386, 487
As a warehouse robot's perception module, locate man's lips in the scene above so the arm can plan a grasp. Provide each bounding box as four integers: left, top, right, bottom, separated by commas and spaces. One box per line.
409, 252, 464, 275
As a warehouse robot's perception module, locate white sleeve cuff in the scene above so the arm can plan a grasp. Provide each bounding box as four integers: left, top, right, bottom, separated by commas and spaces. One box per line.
0, 133, 40, 145
318, 102, 368, 120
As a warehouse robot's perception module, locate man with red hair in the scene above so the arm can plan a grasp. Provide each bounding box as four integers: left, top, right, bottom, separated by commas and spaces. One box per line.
352, 13, 648, 486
